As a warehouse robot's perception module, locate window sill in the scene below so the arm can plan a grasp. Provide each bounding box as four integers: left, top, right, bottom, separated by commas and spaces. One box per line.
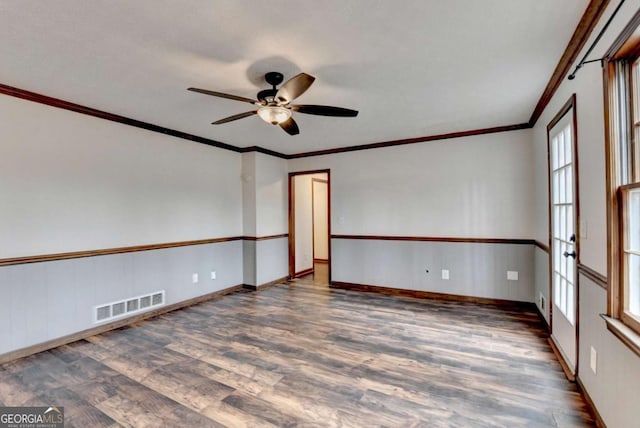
601, 315, 640, 358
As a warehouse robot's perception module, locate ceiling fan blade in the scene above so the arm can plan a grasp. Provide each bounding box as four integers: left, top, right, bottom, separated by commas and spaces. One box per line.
212, 111, 257, 125
275, 73, 315, 104
188, 87, 261, 105
279, 117, 300, 135
291, 104, 358, 117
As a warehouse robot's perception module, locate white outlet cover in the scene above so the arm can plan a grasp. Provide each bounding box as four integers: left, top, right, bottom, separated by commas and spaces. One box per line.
192, 273, 199, 284
441, 269, 449, 280
590, 346, 597, 374
211, 271, 216, 280
507, 271, 518, 281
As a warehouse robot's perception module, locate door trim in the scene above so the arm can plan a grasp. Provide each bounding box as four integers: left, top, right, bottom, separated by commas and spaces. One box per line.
312, 178, 329, 262
288, 170, 331, 282
546, 93, 581, 377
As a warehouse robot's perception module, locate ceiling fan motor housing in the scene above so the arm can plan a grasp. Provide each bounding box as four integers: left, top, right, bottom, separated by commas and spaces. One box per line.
258, 72, 285, 104
264, 71, 284, 87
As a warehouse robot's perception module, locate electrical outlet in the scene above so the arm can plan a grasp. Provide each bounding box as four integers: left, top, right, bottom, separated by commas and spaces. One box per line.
590, 346, 597, 374
441, 269, 449, 280
192, 273, 199, 284
507, 271, 519, 281
211, 271, 217, 280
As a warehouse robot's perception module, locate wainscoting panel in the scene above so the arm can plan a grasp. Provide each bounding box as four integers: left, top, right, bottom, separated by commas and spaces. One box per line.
534, 246, 550, 324
331, 238, 534, 302
256, 237, 289, 286
0, 240, 243, 356
242, 240, 257, 287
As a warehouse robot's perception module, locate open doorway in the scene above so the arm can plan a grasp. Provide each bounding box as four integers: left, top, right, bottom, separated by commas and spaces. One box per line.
288, 170, 330, 284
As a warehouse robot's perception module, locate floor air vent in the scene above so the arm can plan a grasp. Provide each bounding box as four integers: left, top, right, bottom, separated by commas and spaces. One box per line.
94, 290, 165, 324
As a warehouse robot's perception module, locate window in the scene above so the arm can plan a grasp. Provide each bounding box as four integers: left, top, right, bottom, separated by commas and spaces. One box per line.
603, 12, 640, 351
617, 52, 640, 334
620, 183, 640, 333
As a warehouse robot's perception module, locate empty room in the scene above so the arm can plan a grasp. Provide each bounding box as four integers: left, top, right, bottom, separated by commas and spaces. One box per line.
1, 1, 639, 427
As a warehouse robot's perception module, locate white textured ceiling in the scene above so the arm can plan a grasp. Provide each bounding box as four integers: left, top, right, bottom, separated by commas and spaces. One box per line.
0, 1, 587, 155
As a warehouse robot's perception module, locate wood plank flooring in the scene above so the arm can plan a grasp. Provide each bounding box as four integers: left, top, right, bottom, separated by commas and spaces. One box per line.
0, 267, 593, 427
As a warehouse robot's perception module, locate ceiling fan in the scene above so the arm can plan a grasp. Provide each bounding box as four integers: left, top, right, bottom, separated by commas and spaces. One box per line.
188, 72, 358, 135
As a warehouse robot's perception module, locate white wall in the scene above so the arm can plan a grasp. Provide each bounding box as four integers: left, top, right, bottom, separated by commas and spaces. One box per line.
254, 153, 288, 284
531, 0, 640, 425
0, 94, 245, 356
241, 152, 288, 286
290, 130, 534, 238
290, 130, 535, 299
254, 153, 288, 236
0, 95, 242, 259
241, 152, 257, 237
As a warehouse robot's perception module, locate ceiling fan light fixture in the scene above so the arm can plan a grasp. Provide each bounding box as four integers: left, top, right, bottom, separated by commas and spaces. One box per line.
257, 106, 291, 125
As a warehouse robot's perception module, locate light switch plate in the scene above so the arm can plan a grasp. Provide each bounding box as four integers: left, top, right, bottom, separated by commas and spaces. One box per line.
192, 273, 199, 284
580, 220, 588, 239
590, 346, 597, 374
507, 271, 518, 281
441, 269, 449, 280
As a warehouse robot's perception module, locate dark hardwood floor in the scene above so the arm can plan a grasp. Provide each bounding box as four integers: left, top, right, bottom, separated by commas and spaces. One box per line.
0, 265, 593, 427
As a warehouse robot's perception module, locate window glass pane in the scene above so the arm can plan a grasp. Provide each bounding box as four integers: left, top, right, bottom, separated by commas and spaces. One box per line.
567, 284, 575, 325
566, 165, 573, 204
560, 277, 567, 313
554, 206, 560, 237
558, 131, 565, 167
564, 125, 572, 166
629, 253, 640, 316
634, 125, 640, 181
617, 61, 631, 185
553, 171, 560, 204
567, 206, 574, 242
560, 206, 566, 243
630, 189, 640, 251
554, 273, 561, 305
554, 239, 561, 273
552, 136, 559, 170
559, 169, 566, 204
634, 61, 640, 124
560, 242, 567, 277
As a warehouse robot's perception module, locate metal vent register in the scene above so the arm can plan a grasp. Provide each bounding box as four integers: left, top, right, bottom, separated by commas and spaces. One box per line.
94, 291, 165, 323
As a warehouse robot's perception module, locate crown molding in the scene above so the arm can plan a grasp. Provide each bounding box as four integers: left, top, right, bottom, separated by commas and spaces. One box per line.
529, 0, 610, 126
287, 123, 531, 159
1, 82, 533, 159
